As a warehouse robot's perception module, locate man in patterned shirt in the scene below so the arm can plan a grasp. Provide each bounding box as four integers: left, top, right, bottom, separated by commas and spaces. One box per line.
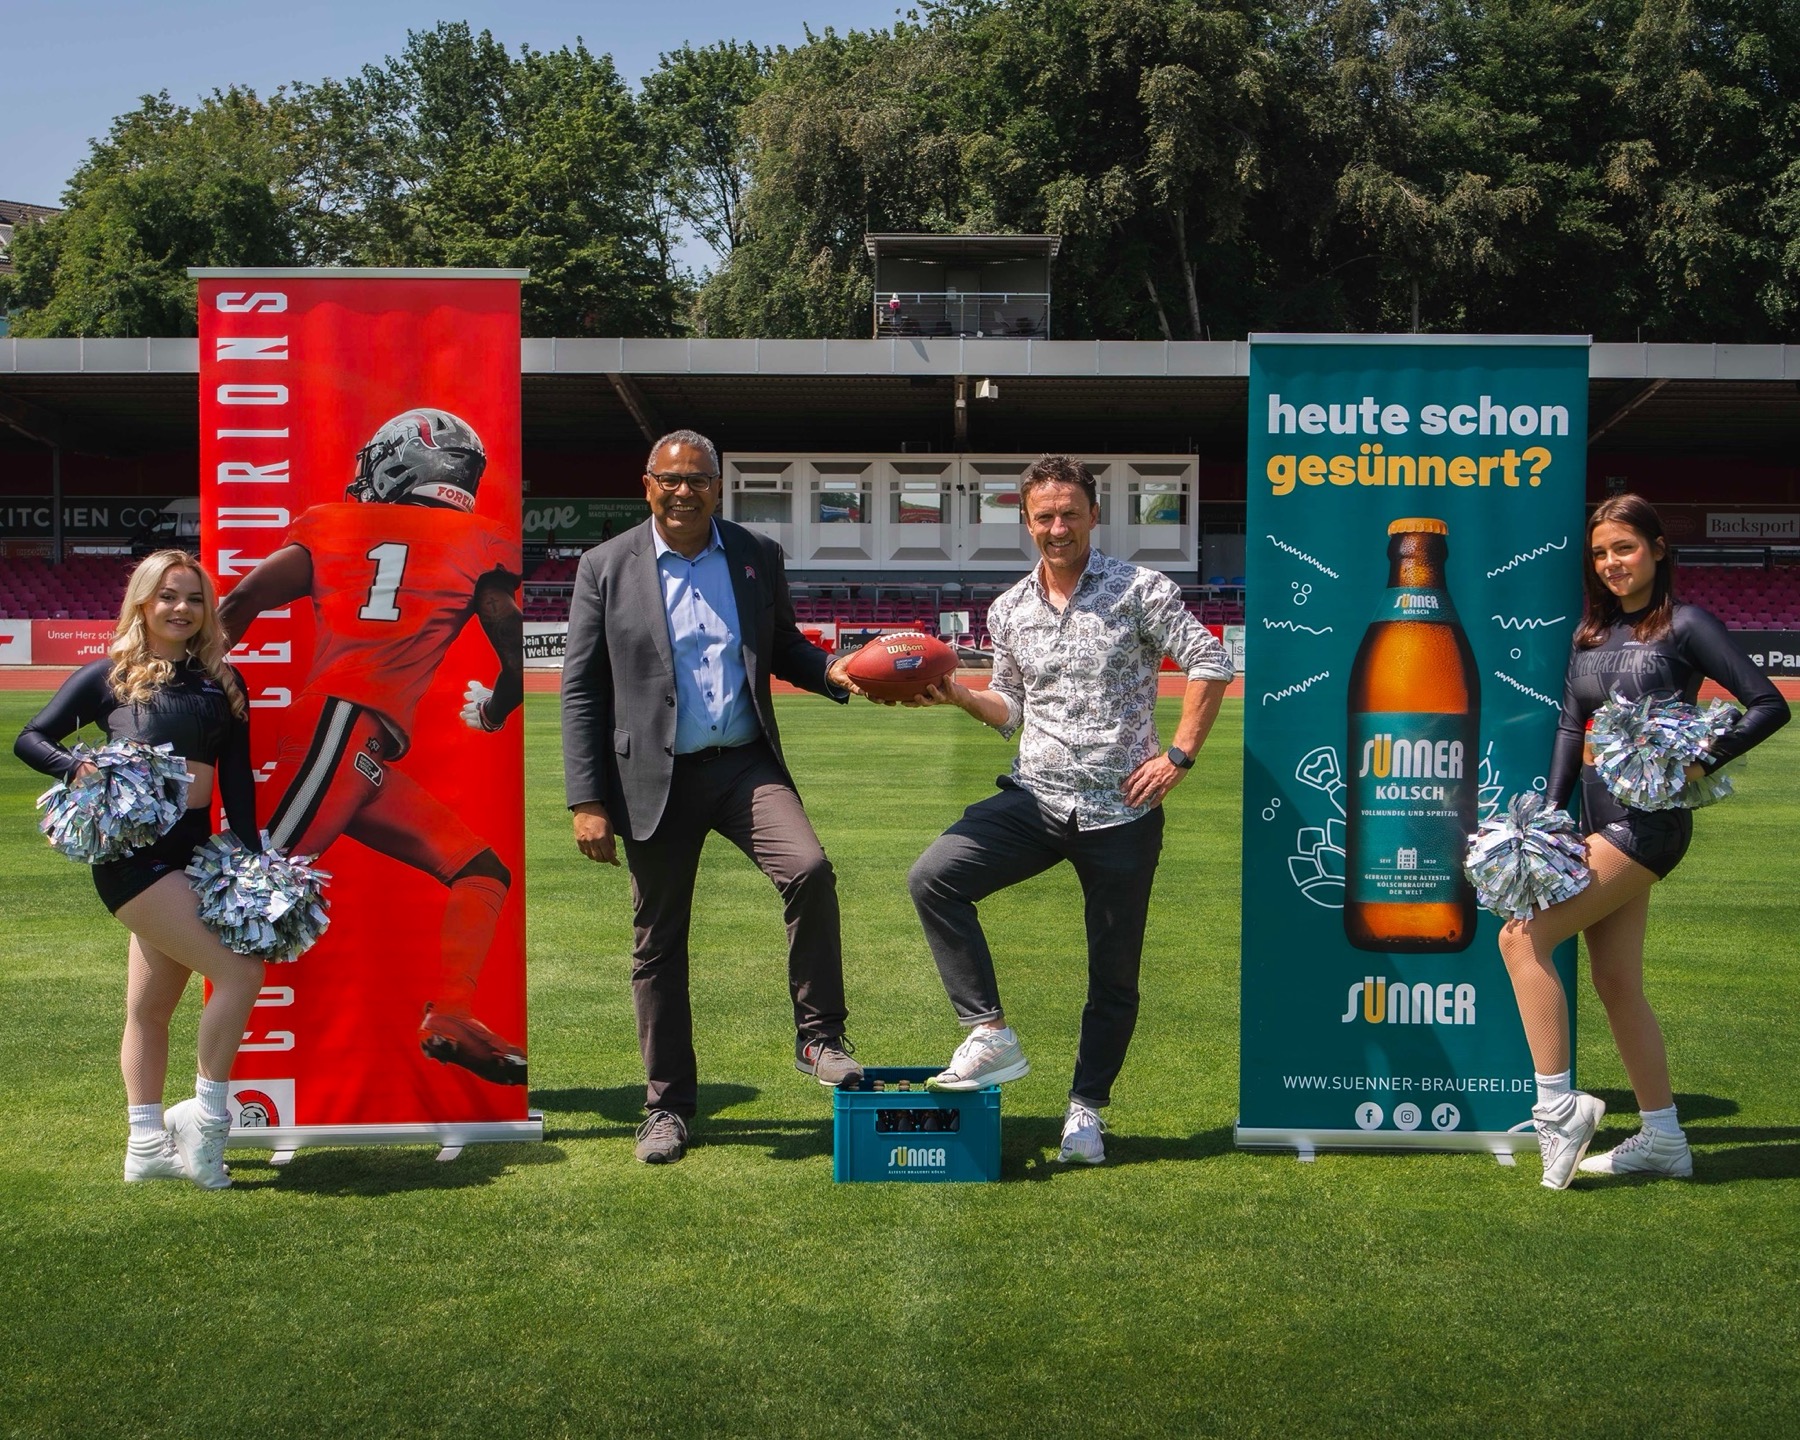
907, 454, 1233, 1164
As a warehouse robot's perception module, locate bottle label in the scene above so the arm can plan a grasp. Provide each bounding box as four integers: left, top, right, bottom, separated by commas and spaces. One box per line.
1374, 586, 1457, 623
1348, 712, 1476, 905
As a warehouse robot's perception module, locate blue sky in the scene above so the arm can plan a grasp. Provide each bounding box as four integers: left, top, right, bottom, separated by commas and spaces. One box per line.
4, 0, 910, 263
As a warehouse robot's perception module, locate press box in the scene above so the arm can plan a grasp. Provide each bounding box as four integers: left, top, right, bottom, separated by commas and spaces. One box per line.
832, 1066, 1001, 1183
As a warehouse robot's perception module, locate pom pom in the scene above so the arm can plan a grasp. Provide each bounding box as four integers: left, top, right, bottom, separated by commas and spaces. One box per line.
36, 739, 192, 862
1464, 791, 1592, 922
185, 832, 331, 963
1589, 693, 1741, 811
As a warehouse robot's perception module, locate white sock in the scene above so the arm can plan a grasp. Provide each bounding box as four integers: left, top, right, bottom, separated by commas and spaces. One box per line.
127, 1104, 164, 1143
1534, 1071, 1572, 1106
1639, 1104, 1683, 1138
195, 1075, 230, 1124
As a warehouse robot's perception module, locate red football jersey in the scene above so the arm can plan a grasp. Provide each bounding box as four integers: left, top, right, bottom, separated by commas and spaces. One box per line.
285, 503, 519, 750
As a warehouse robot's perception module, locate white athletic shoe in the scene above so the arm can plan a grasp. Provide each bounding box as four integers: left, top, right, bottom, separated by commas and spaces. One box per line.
165, 1098, 232, 1190
1533, 1091, 1605, 1190
123, 1133, 188, 1183
1057, 1102, 1107, 1165
1578, 1126, 1693, 1178
926, 1025, 1031, 1091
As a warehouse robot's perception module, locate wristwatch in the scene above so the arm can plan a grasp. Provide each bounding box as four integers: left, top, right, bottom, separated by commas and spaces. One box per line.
1166, 746, 1195, 770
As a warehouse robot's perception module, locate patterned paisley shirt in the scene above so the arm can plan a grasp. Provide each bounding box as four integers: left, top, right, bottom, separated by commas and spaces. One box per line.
988, 547, 1234, 829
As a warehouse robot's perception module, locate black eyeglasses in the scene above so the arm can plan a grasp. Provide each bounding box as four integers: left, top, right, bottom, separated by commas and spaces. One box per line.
648, 471, 720, 492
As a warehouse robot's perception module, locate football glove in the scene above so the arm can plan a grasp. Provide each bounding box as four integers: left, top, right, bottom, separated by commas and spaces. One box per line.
460, 680, 500, 732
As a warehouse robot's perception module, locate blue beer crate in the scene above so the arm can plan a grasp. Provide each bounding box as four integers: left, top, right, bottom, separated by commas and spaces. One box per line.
832, 1066, 1001, 1183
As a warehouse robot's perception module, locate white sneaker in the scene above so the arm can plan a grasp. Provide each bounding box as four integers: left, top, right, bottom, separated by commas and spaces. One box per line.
1057, 1102, 1107, 1165
123, 1133, 187, 1183
1533, 1091, 1605, 1190
165, 1098, 232, 1190
926, 1025, 1030, 1091
1578, 1126, 1693, 1178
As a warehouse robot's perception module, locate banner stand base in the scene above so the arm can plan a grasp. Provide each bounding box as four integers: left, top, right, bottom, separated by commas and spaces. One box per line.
1237, 1125, 1537, 1161
230, 1113, 544, 1160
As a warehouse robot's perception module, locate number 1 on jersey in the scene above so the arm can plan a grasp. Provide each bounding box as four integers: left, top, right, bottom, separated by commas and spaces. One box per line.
359, 542, 410, 621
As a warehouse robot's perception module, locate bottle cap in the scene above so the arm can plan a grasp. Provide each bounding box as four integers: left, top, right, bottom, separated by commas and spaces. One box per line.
1387, 517, 1449, 536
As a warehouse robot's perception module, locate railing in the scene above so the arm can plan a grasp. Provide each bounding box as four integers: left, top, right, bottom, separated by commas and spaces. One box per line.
873, 292, 1050, 339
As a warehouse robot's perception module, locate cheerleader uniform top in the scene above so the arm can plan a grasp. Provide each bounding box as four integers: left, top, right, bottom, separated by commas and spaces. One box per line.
1546, 602, 1790, 812
14, 657, 260, 849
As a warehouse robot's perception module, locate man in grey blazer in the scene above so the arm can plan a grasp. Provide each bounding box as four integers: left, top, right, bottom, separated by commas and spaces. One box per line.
562, 429, 865, 1164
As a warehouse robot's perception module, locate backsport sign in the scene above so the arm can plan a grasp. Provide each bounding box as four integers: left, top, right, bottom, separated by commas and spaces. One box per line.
1733, 631, 1800, 677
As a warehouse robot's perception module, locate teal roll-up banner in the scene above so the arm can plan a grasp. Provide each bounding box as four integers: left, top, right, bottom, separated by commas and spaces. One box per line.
1240, 335, 1588, 1153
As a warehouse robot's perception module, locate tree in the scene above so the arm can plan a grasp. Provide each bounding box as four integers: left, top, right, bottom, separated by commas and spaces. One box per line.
696, 0, 1280, 340
4, 24, 685, 338
641, 41, 773, 267
0, 89, 299, 337
1606, 0, 1800, 338
289, 23, 683, 335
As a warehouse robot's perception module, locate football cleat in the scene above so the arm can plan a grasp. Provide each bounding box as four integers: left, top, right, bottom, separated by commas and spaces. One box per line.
418, 1005, 528, 1086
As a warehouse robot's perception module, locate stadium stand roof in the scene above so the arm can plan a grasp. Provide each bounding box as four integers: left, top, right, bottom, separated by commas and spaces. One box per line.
2, 337, 1799, 459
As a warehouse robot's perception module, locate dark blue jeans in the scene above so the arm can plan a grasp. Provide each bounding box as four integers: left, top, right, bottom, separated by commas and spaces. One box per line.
907, 781, 1165, 1108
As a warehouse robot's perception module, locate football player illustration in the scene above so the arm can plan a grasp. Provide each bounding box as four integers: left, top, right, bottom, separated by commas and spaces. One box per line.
218, 408, 528, 1086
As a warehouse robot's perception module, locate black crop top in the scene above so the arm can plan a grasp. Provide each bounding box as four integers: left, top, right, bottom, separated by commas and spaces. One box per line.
14, 658, 260, 848
1546, 603, 1790, 809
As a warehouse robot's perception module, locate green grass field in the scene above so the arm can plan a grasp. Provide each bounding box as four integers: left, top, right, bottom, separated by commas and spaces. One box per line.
2, 691, 1796, 1439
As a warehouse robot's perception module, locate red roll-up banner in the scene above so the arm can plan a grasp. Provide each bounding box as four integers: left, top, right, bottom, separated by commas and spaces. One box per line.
194, 269, 539, 1151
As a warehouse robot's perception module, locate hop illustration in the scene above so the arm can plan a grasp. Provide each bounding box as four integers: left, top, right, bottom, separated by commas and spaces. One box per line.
1289, 819, 1347, 907
1287, 746, 1347, 908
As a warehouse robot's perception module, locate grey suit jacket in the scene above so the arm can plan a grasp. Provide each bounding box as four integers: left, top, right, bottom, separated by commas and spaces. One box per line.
560, 517, 845, 841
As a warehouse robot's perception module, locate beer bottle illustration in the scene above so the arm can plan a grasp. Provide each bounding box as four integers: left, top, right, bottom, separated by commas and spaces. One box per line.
1345, 517, 1478, 952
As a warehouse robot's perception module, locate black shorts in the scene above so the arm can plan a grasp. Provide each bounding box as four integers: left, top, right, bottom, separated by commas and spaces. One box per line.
1581, 770, 1693, 879
91, 808, 212, 915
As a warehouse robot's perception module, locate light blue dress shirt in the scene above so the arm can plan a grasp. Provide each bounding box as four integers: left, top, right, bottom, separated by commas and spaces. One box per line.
654, 523, 760, 753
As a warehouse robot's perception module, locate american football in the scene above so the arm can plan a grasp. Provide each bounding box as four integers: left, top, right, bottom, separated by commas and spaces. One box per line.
842, 631, 959, 702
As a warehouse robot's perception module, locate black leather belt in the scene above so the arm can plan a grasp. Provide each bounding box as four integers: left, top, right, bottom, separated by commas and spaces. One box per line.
675, 743, 750, 764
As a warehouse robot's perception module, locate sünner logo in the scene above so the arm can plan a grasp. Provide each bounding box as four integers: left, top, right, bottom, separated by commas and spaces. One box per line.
1342, 977, 1477, 1025
1357, 735, 1464, 780
889, 1145, 948, 1168
1399, 593, 1440, 611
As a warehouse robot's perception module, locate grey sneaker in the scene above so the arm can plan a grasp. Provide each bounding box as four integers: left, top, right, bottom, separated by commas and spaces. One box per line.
123, 1132, 187, 1183
796, 1035, 863, 1087
634, 1111, 688, 1165
1578, 1126, 1693, 1178
1057, 1101, 1107, 1165
926, 1025, 1030, 1091
165, 1098, 232, 1190
1533, 1091, 1605, 1190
